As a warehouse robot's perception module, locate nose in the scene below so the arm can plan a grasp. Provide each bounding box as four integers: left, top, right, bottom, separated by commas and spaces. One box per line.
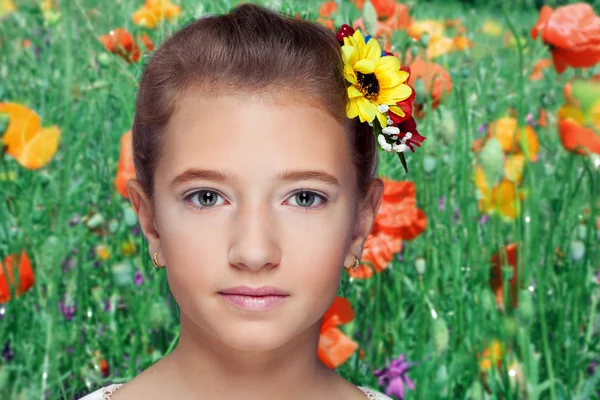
228, 200, 281, 272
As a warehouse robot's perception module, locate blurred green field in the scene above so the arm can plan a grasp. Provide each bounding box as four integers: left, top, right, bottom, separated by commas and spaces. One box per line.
0, 0, 599, 399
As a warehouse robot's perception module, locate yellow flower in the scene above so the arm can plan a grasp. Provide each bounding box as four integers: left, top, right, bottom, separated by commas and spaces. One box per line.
341, 29, 412, 127
0, 0, 16, 18
479, 339, 504, 371
407, 20, 445, 40
132, 0, 181, 29
0, 102, 60, 170
95, 244, 110, 260
481, 20, 502, 37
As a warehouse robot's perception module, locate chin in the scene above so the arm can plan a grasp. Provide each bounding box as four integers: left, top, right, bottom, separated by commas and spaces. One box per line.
214, 323, 292, 351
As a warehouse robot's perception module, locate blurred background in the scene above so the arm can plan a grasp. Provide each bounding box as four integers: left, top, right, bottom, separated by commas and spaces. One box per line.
0, 0, 599, 399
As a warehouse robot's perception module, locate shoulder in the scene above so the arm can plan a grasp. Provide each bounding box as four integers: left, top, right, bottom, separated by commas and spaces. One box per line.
356, 385, 394, 400
77, 383, 124, 400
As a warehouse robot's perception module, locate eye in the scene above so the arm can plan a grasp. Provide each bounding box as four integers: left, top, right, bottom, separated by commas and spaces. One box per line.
183, 189, 328, 211
286, 190, 328, 211
185, 190, 226, 210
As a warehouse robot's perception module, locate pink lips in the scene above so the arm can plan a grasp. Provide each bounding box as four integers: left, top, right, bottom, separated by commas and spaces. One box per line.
218, 293, 288, 310
218, 286, 289, 311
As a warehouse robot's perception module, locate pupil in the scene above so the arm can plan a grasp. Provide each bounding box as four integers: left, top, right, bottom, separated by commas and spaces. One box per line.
200, 191, 216, 206
297, 191, 314, 207
356, 72, 380, 100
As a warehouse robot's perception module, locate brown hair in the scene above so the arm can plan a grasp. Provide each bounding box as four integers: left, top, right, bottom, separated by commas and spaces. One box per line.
132, 3, 379, 207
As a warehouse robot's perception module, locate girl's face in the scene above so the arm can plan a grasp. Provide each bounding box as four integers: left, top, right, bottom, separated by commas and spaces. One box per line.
130, 91, 381, 352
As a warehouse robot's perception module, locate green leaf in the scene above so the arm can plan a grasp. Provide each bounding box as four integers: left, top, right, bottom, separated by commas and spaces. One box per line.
478, 137, 504, 187
362, 0, 378, 37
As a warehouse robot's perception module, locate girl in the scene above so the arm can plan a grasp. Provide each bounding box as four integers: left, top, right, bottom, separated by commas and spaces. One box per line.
81, 2, 417, 399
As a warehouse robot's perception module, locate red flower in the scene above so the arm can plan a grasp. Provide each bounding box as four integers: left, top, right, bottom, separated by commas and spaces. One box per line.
530, 3, 600, 74
348, 179, 427, 279
489, 244, 519, 311
0, 250, 35, 303
318, 296, 358, 368
99, 28, 154, 63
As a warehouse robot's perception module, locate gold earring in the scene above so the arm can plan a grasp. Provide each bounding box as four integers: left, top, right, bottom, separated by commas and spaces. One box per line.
345, 255, 360, 271
152, 252, 165, 269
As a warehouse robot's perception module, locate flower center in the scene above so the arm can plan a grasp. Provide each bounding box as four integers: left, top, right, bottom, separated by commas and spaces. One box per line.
356, 72, 380, 100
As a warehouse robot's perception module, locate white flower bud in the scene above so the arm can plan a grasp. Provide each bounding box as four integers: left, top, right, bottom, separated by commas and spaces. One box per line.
393, 143, 408, 153
382, 126, 400, 136
378, 135, 393, 151
377, 104, 390, 113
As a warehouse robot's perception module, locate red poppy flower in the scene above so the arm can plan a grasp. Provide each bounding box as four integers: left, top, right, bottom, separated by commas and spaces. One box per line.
99, 28, 154, 64
407, 58, 452, 118
489, 243, 519, 311
114, 130, 136, 198
318, 296, 358, 368
530, 3, 600, 74
556, 75, 600, 155
348, 178, 427, 279
529, 58, 551, 81
0, 250, 35, 303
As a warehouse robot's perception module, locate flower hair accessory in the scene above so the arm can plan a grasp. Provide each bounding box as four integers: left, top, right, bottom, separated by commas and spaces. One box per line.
336, 24, 425, 173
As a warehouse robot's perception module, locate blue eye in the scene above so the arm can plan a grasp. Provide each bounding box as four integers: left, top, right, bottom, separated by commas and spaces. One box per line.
184, 190, 328, 212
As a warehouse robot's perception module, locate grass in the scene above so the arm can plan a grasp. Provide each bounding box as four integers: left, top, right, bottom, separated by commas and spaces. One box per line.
0, 0, 599, 399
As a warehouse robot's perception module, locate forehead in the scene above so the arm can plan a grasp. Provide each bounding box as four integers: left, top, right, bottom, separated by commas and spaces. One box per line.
156, 91, 355, 189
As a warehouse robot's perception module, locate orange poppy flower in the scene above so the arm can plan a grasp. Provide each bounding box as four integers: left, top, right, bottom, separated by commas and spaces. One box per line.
114, 130, 136, 198
316, 1, 337, 30
0, 250, 35, 303
319, 1, 337, 17
487, 117, 539, 161
318, 296, 358, 369
453, 35, 472, 51
556, 76, 600, 155
537, 108, 548, 127
99, 28, 139, 63
0, 102, 60, 170
132, 0, 181, 29
529, 58, 551, 81
348, 178, 427, 279
350, 0, 402, 21
530, 3, 600, 74
477, 175, 525, 221
489, 243, 519, 311
352, 2, 411, 39
445, 19, 462, 29
407, 58, 452, 118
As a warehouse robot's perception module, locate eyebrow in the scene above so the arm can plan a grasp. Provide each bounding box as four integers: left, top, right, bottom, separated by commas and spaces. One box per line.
169, 168, 341, 189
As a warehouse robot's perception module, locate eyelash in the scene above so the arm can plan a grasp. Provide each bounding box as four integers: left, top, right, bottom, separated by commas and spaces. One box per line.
183, 189, 328, 212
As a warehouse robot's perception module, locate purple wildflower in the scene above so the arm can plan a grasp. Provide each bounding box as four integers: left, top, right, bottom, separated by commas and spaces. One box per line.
132, 225, 140, 236
438, 196, 445, 212
477, 122, 488, 135
588, 359, 598, 375
2, 341, 14, 362
526, 112, 536, 127
104, 298, 112, 312
59, 300, 76, 321
134, 269, 144, 286
478, 214, 489, 225
374, 354, 416, 399
69, 214, 80, 226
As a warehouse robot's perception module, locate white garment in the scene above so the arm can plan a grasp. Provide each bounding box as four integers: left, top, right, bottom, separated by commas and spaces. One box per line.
78, 383, 394, 399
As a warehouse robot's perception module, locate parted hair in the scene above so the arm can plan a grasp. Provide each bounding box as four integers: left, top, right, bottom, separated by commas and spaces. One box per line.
131, 3, 379, 206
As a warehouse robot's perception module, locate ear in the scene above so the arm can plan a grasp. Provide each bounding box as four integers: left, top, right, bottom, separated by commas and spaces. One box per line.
126, 179, 163, 264
344, 178, 384, 267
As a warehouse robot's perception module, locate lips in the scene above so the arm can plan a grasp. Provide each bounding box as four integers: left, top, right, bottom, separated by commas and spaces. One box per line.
218, 285, 289, 296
